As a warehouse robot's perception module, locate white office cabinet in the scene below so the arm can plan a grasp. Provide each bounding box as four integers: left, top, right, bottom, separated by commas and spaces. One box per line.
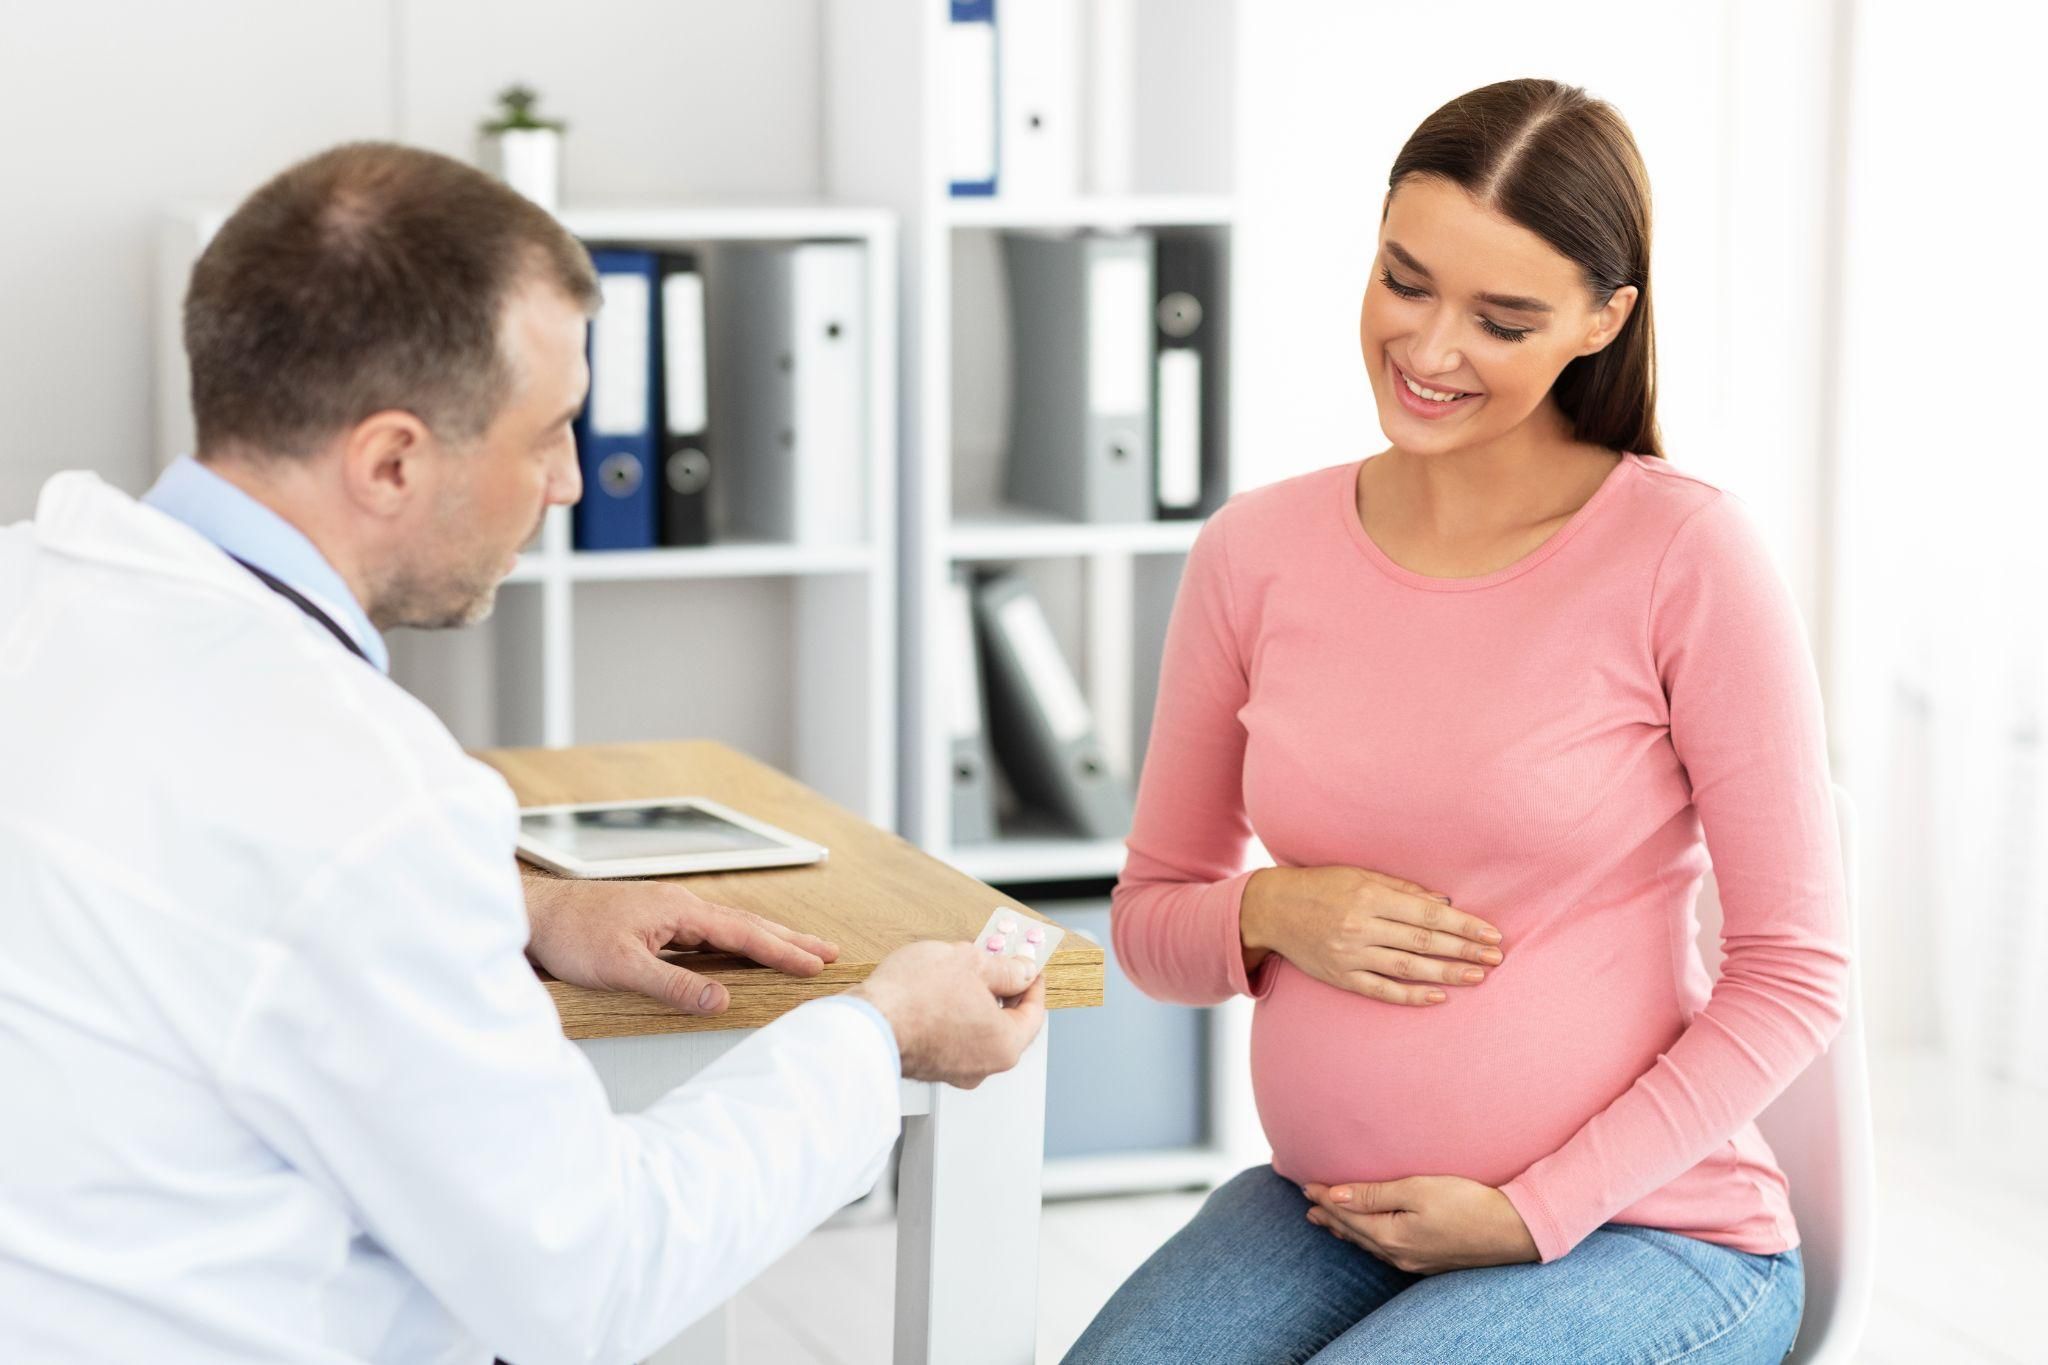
155, 206, 899, 829
823, 0, 1262, 1194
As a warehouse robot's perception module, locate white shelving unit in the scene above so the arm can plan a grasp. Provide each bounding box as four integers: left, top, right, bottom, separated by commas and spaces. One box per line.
155, 206, 899, 828
154, 2, 1263, 1199
822, 0, 1264, 1195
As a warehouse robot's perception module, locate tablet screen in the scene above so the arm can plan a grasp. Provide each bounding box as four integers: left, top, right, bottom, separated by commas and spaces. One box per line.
520, 803, 785, 862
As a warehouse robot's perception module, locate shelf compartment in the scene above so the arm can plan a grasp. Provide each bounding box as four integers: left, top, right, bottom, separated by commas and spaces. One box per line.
567, 572, 884, 823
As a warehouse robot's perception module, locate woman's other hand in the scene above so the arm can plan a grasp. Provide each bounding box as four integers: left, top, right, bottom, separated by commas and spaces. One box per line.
1239, 866, 1503, 1005
1301, 1176, 1540, 1274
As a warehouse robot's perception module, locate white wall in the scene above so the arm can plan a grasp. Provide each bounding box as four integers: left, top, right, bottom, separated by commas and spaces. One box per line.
0, 0, 822, 520
4, 0, 1841, 591
4, 0, 1848, 755
1826, 1, 2048, 1062
1230, 0, 1843, 637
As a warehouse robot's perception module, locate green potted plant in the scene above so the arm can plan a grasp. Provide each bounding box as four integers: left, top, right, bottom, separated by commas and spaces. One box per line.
480, 84, 565, 212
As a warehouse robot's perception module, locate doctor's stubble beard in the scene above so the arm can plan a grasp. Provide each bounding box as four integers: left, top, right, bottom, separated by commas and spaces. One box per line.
376, 554, 501, 631
375, 486, 536, 632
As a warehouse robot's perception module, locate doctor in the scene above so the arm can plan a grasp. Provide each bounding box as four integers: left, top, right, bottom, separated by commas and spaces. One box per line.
0, 141, 1045, 1363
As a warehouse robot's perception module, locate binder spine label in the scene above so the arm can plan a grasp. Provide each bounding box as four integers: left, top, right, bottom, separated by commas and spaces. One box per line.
1088, 253, 1151, 412
662, 272, 707, 434
591, 273, 652, 436
1156, 348, 1203, 508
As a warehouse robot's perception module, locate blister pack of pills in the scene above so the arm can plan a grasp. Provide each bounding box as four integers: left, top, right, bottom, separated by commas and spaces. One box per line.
974, 907, 1064, 981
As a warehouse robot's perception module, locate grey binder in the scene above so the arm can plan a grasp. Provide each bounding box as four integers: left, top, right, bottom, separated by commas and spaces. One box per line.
945, 571, 1001, 844
1001, 231, 1155, 523
713, 242, 867, 546
972, 572, 1134, 839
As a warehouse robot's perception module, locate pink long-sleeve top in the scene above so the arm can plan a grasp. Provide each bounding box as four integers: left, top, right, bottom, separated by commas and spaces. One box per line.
1112, 451, 1850, 1263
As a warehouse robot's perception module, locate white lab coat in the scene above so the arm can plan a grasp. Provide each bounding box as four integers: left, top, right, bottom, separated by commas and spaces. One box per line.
0, 473, 901, 1363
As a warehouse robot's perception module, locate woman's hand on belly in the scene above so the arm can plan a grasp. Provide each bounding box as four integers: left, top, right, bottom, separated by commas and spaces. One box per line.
1240, 865, 1506, 1006
1300, 1176, 1540, 1274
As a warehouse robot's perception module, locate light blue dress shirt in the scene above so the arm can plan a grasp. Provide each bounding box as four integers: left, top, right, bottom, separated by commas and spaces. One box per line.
142, 456, 389, 673
138, 455, 901, 1071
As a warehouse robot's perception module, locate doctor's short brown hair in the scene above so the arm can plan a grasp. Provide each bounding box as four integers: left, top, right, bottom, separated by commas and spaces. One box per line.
183, 141, 601, 458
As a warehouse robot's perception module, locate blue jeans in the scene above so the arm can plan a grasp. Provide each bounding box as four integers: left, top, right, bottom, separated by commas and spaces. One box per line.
1063, 1166, 1804, 1364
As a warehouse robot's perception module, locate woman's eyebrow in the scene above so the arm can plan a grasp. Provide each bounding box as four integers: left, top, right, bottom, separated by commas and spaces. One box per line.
1384, 240, 1554, 314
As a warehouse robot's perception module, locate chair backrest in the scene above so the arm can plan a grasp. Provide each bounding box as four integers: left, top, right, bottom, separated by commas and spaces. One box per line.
1692, 782, 1873, 1365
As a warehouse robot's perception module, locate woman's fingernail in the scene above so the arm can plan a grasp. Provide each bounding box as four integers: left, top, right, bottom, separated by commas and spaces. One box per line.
1426, 991, 1447, 1004
1332, 1187, 1351, 1204
1482, 948, 1504, 964
1462, 968, 1485, 983
1481, 928, 1503, 942
697, 982, 720, 1010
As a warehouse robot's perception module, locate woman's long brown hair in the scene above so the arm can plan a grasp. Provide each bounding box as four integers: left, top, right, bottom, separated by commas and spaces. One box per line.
1388, 79, 1664, 460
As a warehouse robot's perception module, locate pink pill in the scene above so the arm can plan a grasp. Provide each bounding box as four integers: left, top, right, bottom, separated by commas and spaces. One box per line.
1025, 926, 1045, 945
986, 934, 1007, 952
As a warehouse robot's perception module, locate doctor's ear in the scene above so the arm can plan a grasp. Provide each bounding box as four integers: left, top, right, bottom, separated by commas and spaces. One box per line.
338, 410, 438, 516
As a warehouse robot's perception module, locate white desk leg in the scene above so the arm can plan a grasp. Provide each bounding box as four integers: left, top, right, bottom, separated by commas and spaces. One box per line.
893, 1029, 1049, 1365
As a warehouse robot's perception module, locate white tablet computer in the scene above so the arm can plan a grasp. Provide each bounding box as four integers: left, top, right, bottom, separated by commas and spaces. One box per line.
515, 797, 828, 879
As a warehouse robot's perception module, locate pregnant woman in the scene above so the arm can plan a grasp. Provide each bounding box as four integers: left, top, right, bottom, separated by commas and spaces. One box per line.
1064, 78, 1847, 1364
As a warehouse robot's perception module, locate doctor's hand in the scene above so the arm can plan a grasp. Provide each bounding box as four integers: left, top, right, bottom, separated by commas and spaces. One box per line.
521, 875, 839, 1016
1239, 866, 1505, 1007
1301, 1175, 1540, 1274
849, 941, 1046, 1089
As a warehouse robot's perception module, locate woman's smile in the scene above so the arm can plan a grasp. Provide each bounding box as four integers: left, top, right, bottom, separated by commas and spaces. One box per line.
1388, 354, 1483, 420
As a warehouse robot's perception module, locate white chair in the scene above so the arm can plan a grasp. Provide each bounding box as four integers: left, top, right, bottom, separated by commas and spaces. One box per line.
1692, 781, 1874, 1364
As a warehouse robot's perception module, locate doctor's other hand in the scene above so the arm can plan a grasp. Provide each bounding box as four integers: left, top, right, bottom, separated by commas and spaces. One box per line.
849, 941, 1047, 1089
521, 875, 839, 1016
1238, 866, 1505, 1006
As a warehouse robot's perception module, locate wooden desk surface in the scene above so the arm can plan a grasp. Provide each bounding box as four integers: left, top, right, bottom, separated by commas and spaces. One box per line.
477, 741, 1106, 1039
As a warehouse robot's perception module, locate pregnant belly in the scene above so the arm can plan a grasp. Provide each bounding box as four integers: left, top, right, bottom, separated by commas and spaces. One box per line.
1250, 935, 1685, 1188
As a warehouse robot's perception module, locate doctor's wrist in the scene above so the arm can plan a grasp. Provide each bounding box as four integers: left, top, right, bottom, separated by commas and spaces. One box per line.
519, 872, 571, 962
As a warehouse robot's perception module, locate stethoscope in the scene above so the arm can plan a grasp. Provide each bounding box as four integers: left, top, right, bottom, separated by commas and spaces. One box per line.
226, 553, 372, 666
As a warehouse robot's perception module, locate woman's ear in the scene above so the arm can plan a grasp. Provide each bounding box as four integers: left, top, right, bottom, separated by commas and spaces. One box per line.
1580, 284, 1639, 356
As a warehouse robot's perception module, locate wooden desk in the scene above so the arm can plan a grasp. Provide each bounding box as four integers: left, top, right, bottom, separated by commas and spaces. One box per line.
475, 741, 1106, 1365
